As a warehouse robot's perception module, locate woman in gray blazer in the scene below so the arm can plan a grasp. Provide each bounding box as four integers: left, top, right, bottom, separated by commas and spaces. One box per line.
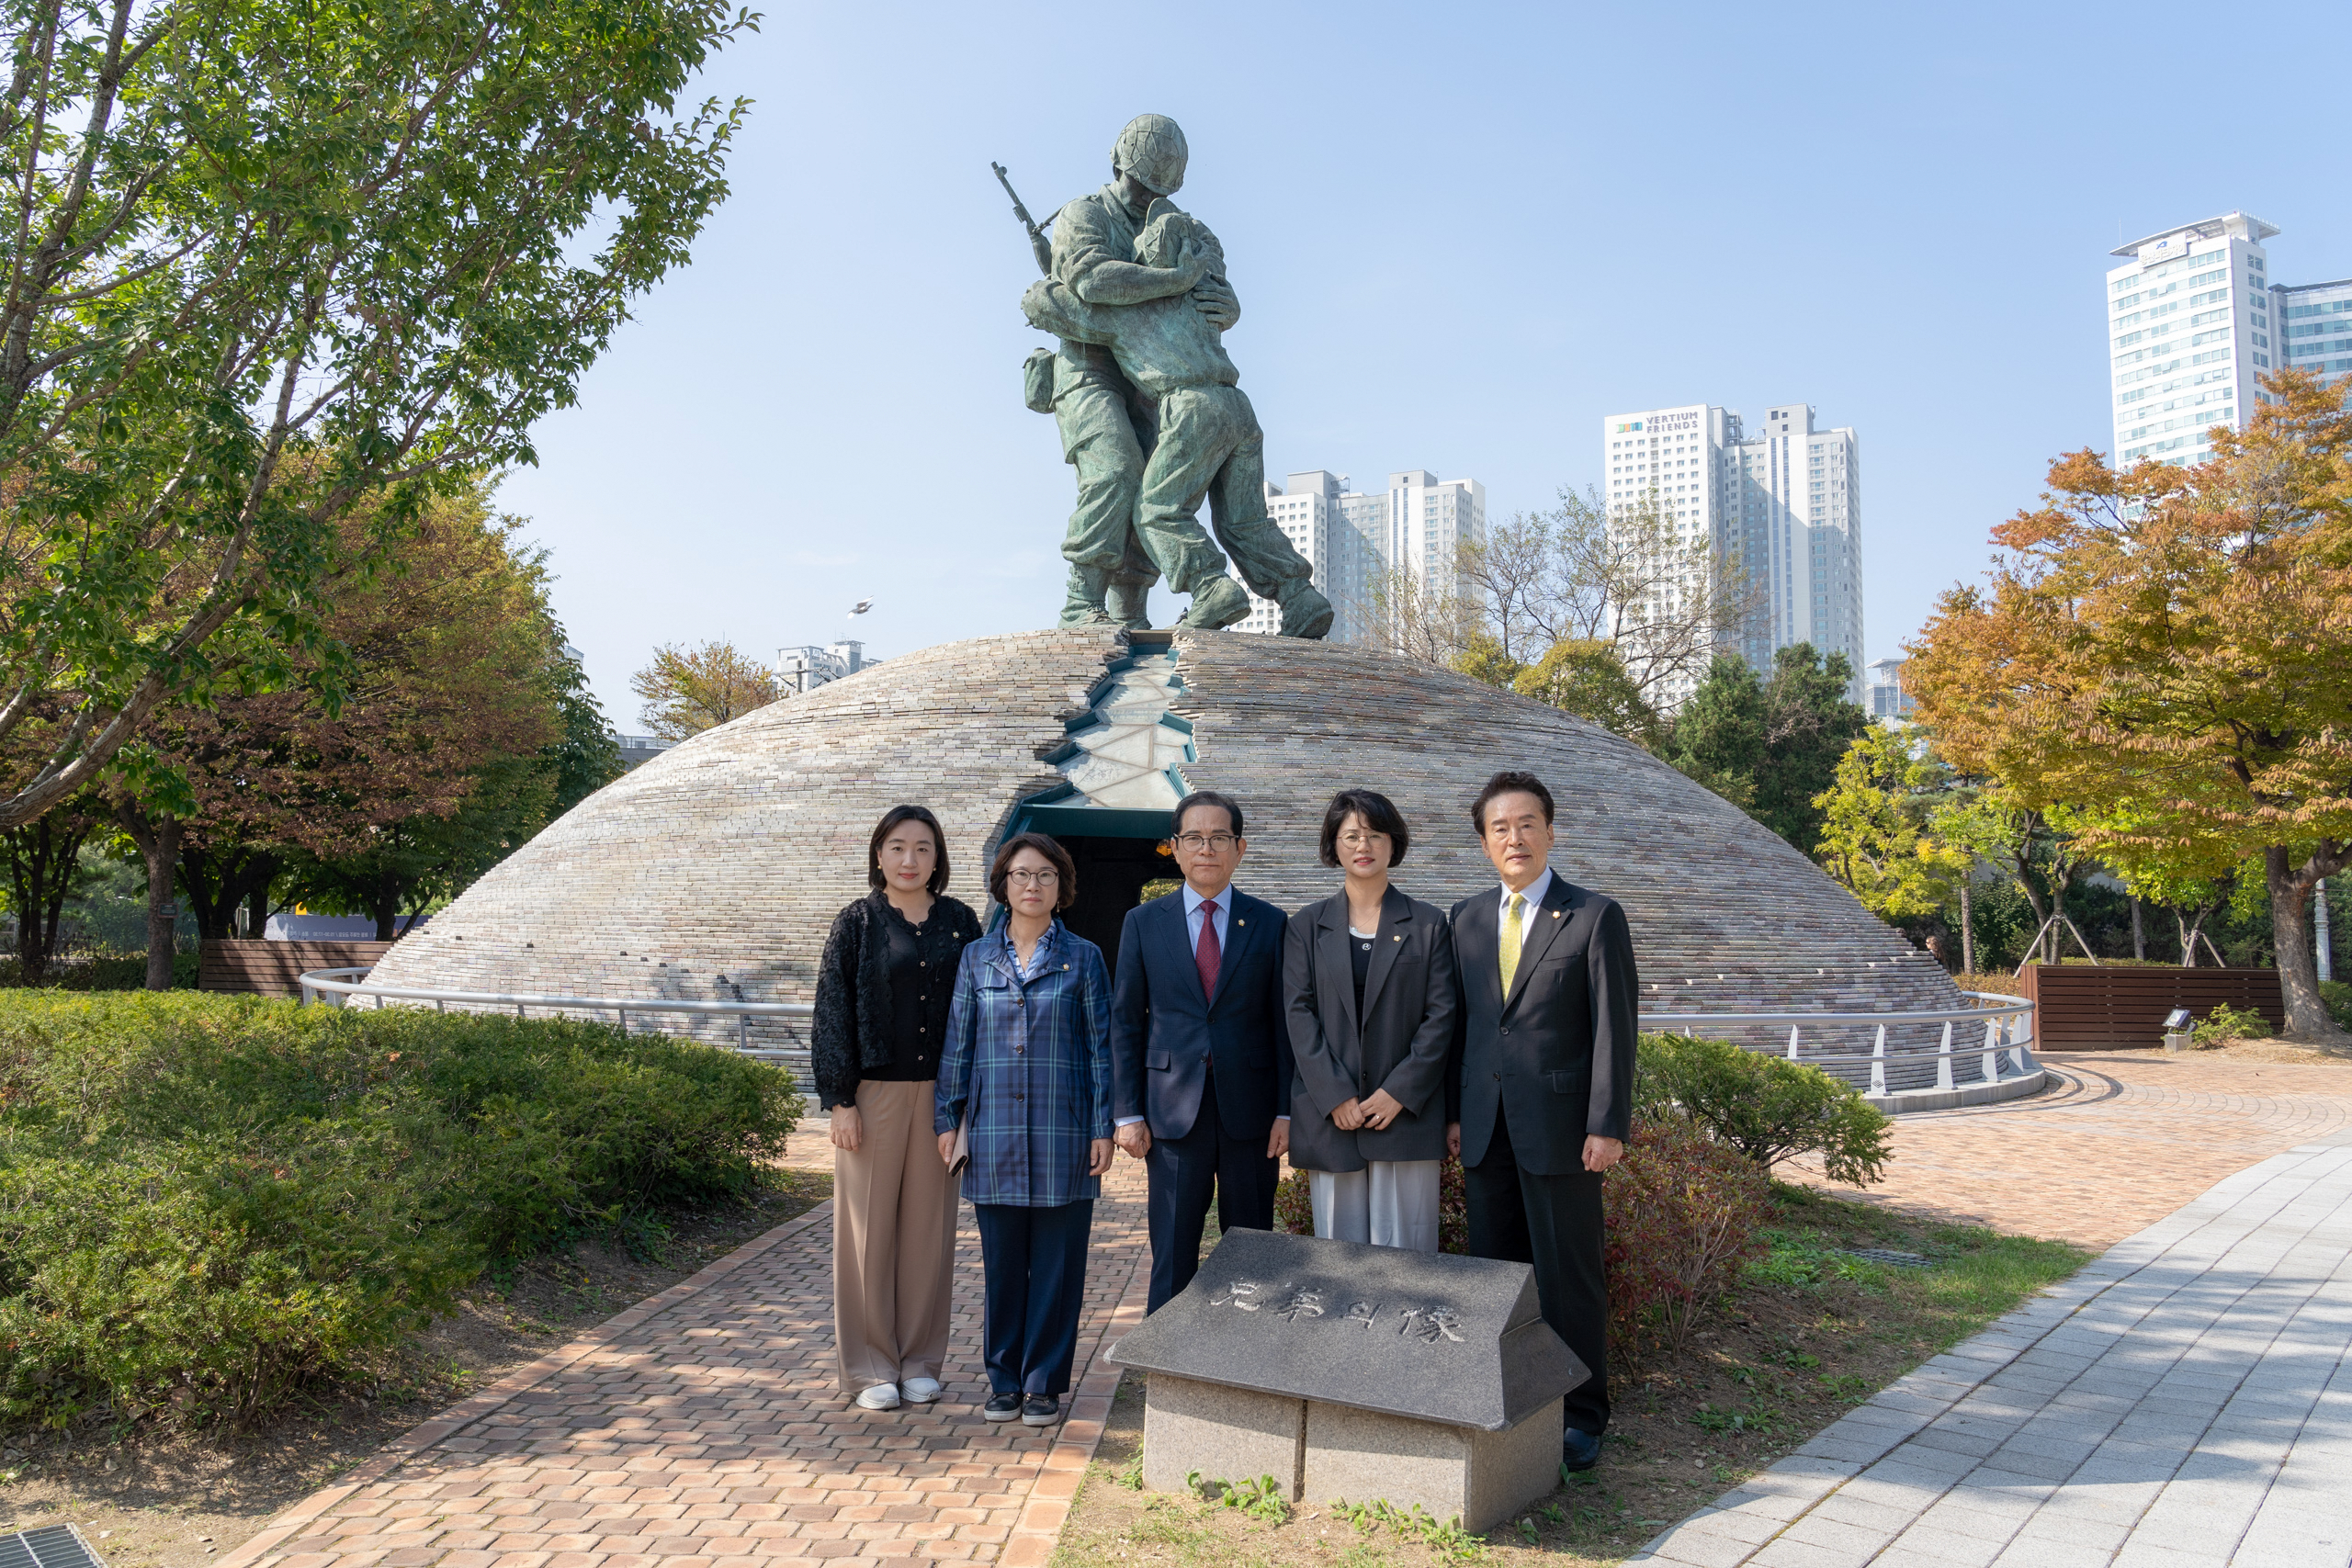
1282, 789, 1462, 1251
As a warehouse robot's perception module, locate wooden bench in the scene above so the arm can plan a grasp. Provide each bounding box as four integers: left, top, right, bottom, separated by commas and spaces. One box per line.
199, 939, 399, 998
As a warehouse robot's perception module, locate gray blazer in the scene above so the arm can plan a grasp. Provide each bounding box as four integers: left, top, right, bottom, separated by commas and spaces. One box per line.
1281, 886, 1462, 1172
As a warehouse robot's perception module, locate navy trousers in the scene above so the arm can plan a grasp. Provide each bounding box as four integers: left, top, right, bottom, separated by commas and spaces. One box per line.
973, 1200, 1094, 1396
1464, 1110, 1610, 1436
1144, 1074, 1279, 1313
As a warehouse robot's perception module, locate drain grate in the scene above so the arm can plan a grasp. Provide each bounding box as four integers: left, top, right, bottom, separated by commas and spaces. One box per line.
0, 1528, 107, 1568
1837, 1247, 1933, 1269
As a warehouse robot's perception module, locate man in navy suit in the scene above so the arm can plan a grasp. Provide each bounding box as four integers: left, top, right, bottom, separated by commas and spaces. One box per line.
1111, 790, 1292, 1312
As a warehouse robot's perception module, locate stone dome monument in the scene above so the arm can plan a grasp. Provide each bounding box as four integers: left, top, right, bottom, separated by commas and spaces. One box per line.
368, 627, 1965, 1083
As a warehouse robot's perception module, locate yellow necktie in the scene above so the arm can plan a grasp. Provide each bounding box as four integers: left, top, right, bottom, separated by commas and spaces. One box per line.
1500, 892, 1524, 998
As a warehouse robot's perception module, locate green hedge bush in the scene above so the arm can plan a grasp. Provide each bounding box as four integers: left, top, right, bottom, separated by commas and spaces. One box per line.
1637, 1032, 1893, 1185
0, 992, 799, 1427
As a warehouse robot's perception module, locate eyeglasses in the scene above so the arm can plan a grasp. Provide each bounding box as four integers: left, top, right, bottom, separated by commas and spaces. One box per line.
1172, 832, 1238, 852
1005, 869, 1060, 887
1336, 830, 1390, 848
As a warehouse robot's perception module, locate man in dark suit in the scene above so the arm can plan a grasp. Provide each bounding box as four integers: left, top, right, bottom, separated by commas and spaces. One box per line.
1447, 770, 1638, 1472
1111, 790, 1292, 1312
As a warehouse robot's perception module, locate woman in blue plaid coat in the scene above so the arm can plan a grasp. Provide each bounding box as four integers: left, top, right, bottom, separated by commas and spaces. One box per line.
935, 831, 1114, 1428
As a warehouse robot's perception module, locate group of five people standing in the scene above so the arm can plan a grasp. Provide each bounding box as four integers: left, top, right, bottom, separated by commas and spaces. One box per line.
810, 770, 1637, 1472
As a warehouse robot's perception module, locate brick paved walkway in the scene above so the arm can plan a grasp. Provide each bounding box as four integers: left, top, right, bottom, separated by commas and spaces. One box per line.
1634, 1126, 2352, 1568
216, 1154, 1151, 1568
1790, 1054, 2352, 1249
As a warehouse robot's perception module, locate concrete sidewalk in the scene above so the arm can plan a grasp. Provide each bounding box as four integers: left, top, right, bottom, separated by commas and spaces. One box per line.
1634, 1130, 2352, 1568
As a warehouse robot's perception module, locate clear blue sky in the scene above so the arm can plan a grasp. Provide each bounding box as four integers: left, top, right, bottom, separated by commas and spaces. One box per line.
503, 0, 2352, 730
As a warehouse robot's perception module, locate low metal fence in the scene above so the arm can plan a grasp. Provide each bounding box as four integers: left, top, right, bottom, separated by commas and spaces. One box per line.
300, 968, 2037, 1107
1641, 992, 2038, 1100
297, 966, 816, 1066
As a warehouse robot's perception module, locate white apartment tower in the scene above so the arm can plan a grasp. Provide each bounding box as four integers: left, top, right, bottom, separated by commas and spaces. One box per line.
2107, 213, 2274, 468
1240, 468, 1486, 645
1600, 401, 1862, 707
2272, 275, 2352, 389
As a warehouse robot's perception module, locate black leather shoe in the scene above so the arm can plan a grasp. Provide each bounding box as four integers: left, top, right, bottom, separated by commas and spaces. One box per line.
1021, 1393, 1061, 1427
1562, 1427, 1602, 1472
983, 1392, 1022, 1422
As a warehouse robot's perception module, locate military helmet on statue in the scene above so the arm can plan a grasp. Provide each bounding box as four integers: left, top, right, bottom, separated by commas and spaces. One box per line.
1111, 114, 1188, 196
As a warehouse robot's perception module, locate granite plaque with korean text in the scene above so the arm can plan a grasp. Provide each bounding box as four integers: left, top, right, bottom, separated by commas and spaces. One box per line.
1108, 1229, 1586, 1432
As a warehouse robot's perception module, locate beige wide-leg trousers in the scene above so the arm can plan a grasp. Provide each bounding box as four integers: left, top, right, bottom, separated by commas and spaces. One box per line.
833, 1078, 958, 1395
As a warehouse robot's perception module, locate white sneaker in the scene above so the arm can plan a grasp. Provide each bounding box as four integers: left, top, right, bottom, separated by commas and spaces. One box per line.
854, 1382, 901, 1411
900, 1377, 943, 1404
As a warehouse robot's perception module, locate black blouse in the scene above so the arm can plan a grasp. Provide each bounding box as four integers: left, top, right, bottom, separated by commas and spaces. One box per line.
867, 906, 949, 1085
1349, 925, 1374, 1022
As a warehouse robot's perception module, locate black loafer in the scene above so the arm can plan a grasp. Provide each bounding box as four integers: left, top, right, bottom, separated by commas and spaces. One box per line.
983, 1392, 1022, 1422
1562, 1427, 1602, 1472
1021, 1393, 1061, 1427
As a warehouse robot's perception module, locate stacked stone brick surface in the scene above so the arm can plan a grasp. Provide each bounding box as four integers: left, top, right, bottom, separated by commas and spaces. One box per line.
369, 628, 1967, 1083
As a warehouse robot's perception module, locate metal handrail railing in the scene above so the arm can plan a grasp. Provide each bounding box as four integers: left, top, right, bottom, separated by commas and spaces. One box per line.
1639, 992, 2036, 1098
298, 966, 2035, 1101
298, 966, 814, 1058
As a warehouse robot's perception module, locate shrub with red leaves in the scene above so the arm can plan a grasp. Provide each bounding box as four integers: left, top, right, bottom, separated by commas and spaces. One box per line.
1602, 1114, 1771, 1368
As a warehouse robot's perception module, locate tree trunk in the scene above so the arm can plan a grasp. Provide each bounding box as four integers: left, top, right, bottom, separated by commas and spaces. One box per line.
2267, 842, 2348, 1040
141, 817, 183, 991
246, 882, 271, 940
1958, 875, 1975, 976
2131, 897, 2145, 962
2318, 879, 2334, 986
368, 873, 401, 942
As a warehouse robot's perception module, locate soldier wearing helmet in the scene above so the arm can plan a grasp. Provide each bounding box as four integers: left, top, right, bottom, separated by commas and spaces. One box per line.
1034, 116, 1330, 636
1039, 116, 1244, 629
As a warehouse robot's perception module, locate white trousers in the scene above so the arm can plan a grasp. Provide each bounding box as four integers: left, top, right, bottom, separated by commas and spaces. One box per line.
1310, 1159, 1442, 1253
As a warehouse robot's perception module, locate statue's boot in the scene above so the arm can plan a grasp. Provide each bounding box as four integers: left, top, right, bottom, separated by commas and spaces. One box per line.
1277, 581, 1335, 639
1174, 573, 1251, 631
1105, 575, 1155, 631
1058, 565, 1116, 627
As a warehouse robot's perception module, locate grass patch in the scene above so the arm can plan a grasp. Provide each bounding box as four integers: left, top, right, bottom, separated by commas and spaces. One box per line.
1056, 1182, 2089, 1568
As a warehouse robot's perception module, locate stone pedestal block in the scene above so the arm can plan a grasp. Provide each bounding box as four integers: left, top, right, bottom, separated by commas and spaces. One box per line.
1140, 1372, 1306, 1498
1303, 1394, 1564, 1534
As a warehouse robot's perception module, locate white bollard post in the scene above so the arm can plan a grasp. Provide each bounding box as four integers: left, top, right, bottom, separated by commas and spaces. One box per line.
1786, 1026, 1801, 1061
1870, 1023, 1887, 1097
1937, 1020, 1954, 1092
1982, 1018, 2000, 1083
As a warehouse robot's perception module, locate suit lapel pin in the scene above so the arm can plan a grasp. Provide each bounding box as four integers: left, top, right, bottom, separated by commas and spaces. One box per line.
1553, 910, 1563, 919
1394, 934, 1403, 942
1238, 918, 1246, 925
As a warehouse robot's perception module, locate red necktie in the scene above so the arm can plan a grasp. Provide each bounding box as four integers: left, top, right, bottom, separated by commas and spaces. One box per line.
1196, 899, 1222, 1002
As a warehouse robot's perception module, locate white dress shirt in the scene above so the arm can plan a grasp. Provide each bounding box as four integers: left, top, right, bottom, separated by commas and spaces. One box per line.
1498, 865, 1555, 948
1182, 880, 1234, 951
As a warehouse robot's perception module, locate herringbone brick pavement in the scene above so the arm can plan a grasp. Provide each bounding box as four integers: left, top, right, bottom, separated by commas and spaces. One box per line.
1789, 1053, 2352, 1248
217, 1145, 1150, 1568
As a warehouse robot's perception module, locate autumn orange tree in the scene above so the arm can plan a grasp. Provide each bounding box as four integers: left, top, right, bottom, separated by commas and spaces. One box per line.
1907, 369, 2352, 1036
108, 481, 606, 976
631, 641, 783, 739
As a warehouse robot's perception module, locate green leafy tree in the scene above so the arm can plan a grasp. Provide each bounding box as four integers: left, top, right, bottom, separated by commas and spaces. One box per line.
1636, 1034, 1892, 1186
1513, 637, 1665, 750
0, 0, 752, 829
1667, 645, 1871, 852
1813, 728, 1970, 923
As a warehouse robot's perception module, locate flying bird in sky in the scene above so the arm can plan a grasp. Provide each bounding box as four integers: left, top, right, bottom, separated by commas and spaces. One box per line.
849, 598, 874, 617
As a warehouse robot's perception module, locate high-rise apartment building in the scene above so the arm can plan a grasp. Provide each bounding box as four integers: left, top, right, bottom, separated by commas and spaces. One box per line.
2272, 276, 2352, 388
2107, 213, 2274, 468
1239, 468, 1486, 645
1600, 401, 1862, 707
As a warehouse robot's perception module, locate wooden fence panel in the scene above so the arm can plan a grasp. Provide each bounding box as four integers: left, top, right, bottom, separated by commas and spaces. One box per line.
2021, 964, 2284, 1050
199, 939, 398, 998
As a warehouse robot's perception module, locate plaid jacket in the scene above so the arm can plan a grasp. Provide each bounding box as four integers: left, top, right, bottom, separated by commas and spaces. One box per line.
934, 920, 1114, 1208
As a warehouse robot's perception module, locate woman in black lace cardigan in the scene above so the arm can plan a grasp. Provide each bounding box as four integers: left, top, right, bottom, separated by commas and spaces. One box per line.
813, 804, 981, 1412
